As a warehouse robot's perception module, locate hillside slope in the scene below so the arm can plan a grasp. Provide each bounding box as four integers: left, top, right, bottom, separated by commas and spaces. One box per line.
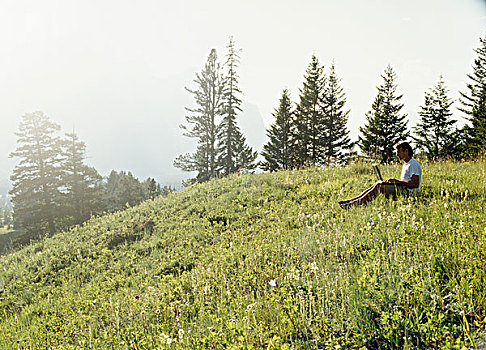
0, 160, 485, 349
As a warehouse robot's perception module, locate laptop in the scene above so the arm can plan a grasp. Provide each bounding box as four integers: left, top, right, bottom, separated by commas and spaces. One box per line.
372, 164, 383, 181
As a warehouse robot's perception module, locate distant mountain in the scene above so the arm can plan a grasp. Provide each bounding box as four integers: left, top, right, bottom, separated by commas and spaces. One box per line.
0, 67, 267, 189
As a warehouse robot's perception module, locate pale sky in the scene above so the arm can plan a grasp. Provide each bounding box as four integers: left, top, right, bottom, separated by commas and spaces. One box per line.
0, 0, 485, 186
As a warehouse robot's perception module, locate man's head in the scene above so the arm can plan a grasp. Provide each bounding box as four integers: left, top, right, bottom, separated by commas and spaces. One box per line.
395, 142, 413, 161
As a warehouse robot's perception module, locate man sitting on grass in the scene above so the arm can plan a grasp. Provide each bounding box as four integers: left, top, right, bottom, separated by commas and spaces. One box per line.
339, 142, 422, 208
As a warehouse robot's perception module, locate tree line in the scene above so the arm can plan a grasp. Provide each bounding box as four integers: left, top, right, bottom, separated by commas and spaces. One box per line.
0, 208, 13, 229
8, 113, 173, 237
7, 35, 486, 236
178, 35, 486, 179
174, 37, 258, 182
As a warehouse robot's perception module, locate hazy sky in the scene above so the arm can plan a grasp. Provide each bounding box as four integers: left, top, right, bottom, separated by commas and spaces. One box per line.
0, 0, 485, 186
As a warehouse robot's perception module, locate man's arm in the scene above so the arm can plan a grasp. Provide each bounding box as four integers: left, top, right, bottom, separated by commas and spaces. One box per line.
385, 175, 420, 188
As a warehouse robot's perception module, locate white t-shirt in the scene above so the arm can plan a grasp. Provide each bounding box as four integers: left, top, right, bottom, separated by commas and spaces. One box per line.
401, 158, 422, 192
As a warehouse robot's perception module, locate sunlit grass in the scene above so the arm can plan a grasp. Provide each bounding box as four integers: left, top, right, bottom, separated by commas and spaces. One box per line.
0, 227, 10, 235
0, 159, 485, 349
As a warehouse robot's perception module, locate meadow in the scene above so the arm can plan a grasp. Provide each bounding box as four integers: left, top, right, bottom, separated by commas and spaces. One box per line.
0, 227, 15, 255
0, 159, 485, 349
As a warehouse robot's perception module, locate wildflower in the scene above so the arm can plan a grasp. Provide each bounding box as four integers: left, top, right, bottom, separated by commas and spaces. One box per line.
160, 333, 169, 340
269, 279, 277, 287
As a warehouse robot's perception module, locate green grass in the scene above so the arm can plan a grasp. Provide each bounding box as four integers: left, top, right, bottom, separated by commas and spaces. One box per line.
0, 226, 16, 255
0, 226, 12, 235
0, 160, 485, 349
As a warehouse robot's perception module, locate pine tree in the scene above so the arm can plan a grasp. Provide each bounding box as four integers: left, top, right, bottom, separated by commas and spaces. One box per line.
217, 37, 241, 175
321, 63, 353, 165
118, 171, 145, 206
3, 209, 12, 229
359, 65, 409, 163
231, 132, 258, 173
144, 178, 159, 199
104, 170, 123, 211
413, 76, 456, 159
217, 37, 257, 174
174, 49, 225, 182
103, 170, 145, 211
458, 34, 486, 153
261, 89, 295, 171
294, 55, 327, 166
9, 112, 64, 235
61, 132, 103, 226
158, 184, 174, 197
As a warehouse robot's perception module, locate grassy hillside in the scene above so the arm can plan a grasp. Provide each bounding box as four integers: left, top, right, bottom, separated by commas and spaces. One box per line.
0, 160, 485, 349
0, 227, 16, 254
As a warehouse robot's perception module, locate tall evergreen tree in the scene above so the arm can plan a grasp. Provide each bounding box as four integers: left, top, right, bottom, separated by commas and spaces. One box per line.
143, 177, 159, 200
458, 34, 486, 153
174, 49, 225, 182
158, 184, 174, 197
103, 170, 145, 211
118, 171, 145, 206
9, 112, 63, 235
104, 170, 122, 211
61, 132, 103, 226
413, 76, 456, 159
231, 131, 258, 173
261, 89, 295, 171
294, 55, 327, 166
359, 65, 409, 163
321, 63, 353, 165
3, 209, 12, 229
217, 37, 257, 174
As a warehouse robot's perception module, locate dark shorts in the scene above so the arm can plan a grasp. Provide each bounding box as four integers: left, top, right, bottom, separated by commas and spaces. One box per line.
382, 183, 409, 197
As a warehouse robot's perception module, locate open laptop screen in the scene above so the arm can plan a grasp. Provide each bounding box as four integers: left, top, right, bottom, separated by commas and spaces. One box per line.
372, 164, 383, 181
